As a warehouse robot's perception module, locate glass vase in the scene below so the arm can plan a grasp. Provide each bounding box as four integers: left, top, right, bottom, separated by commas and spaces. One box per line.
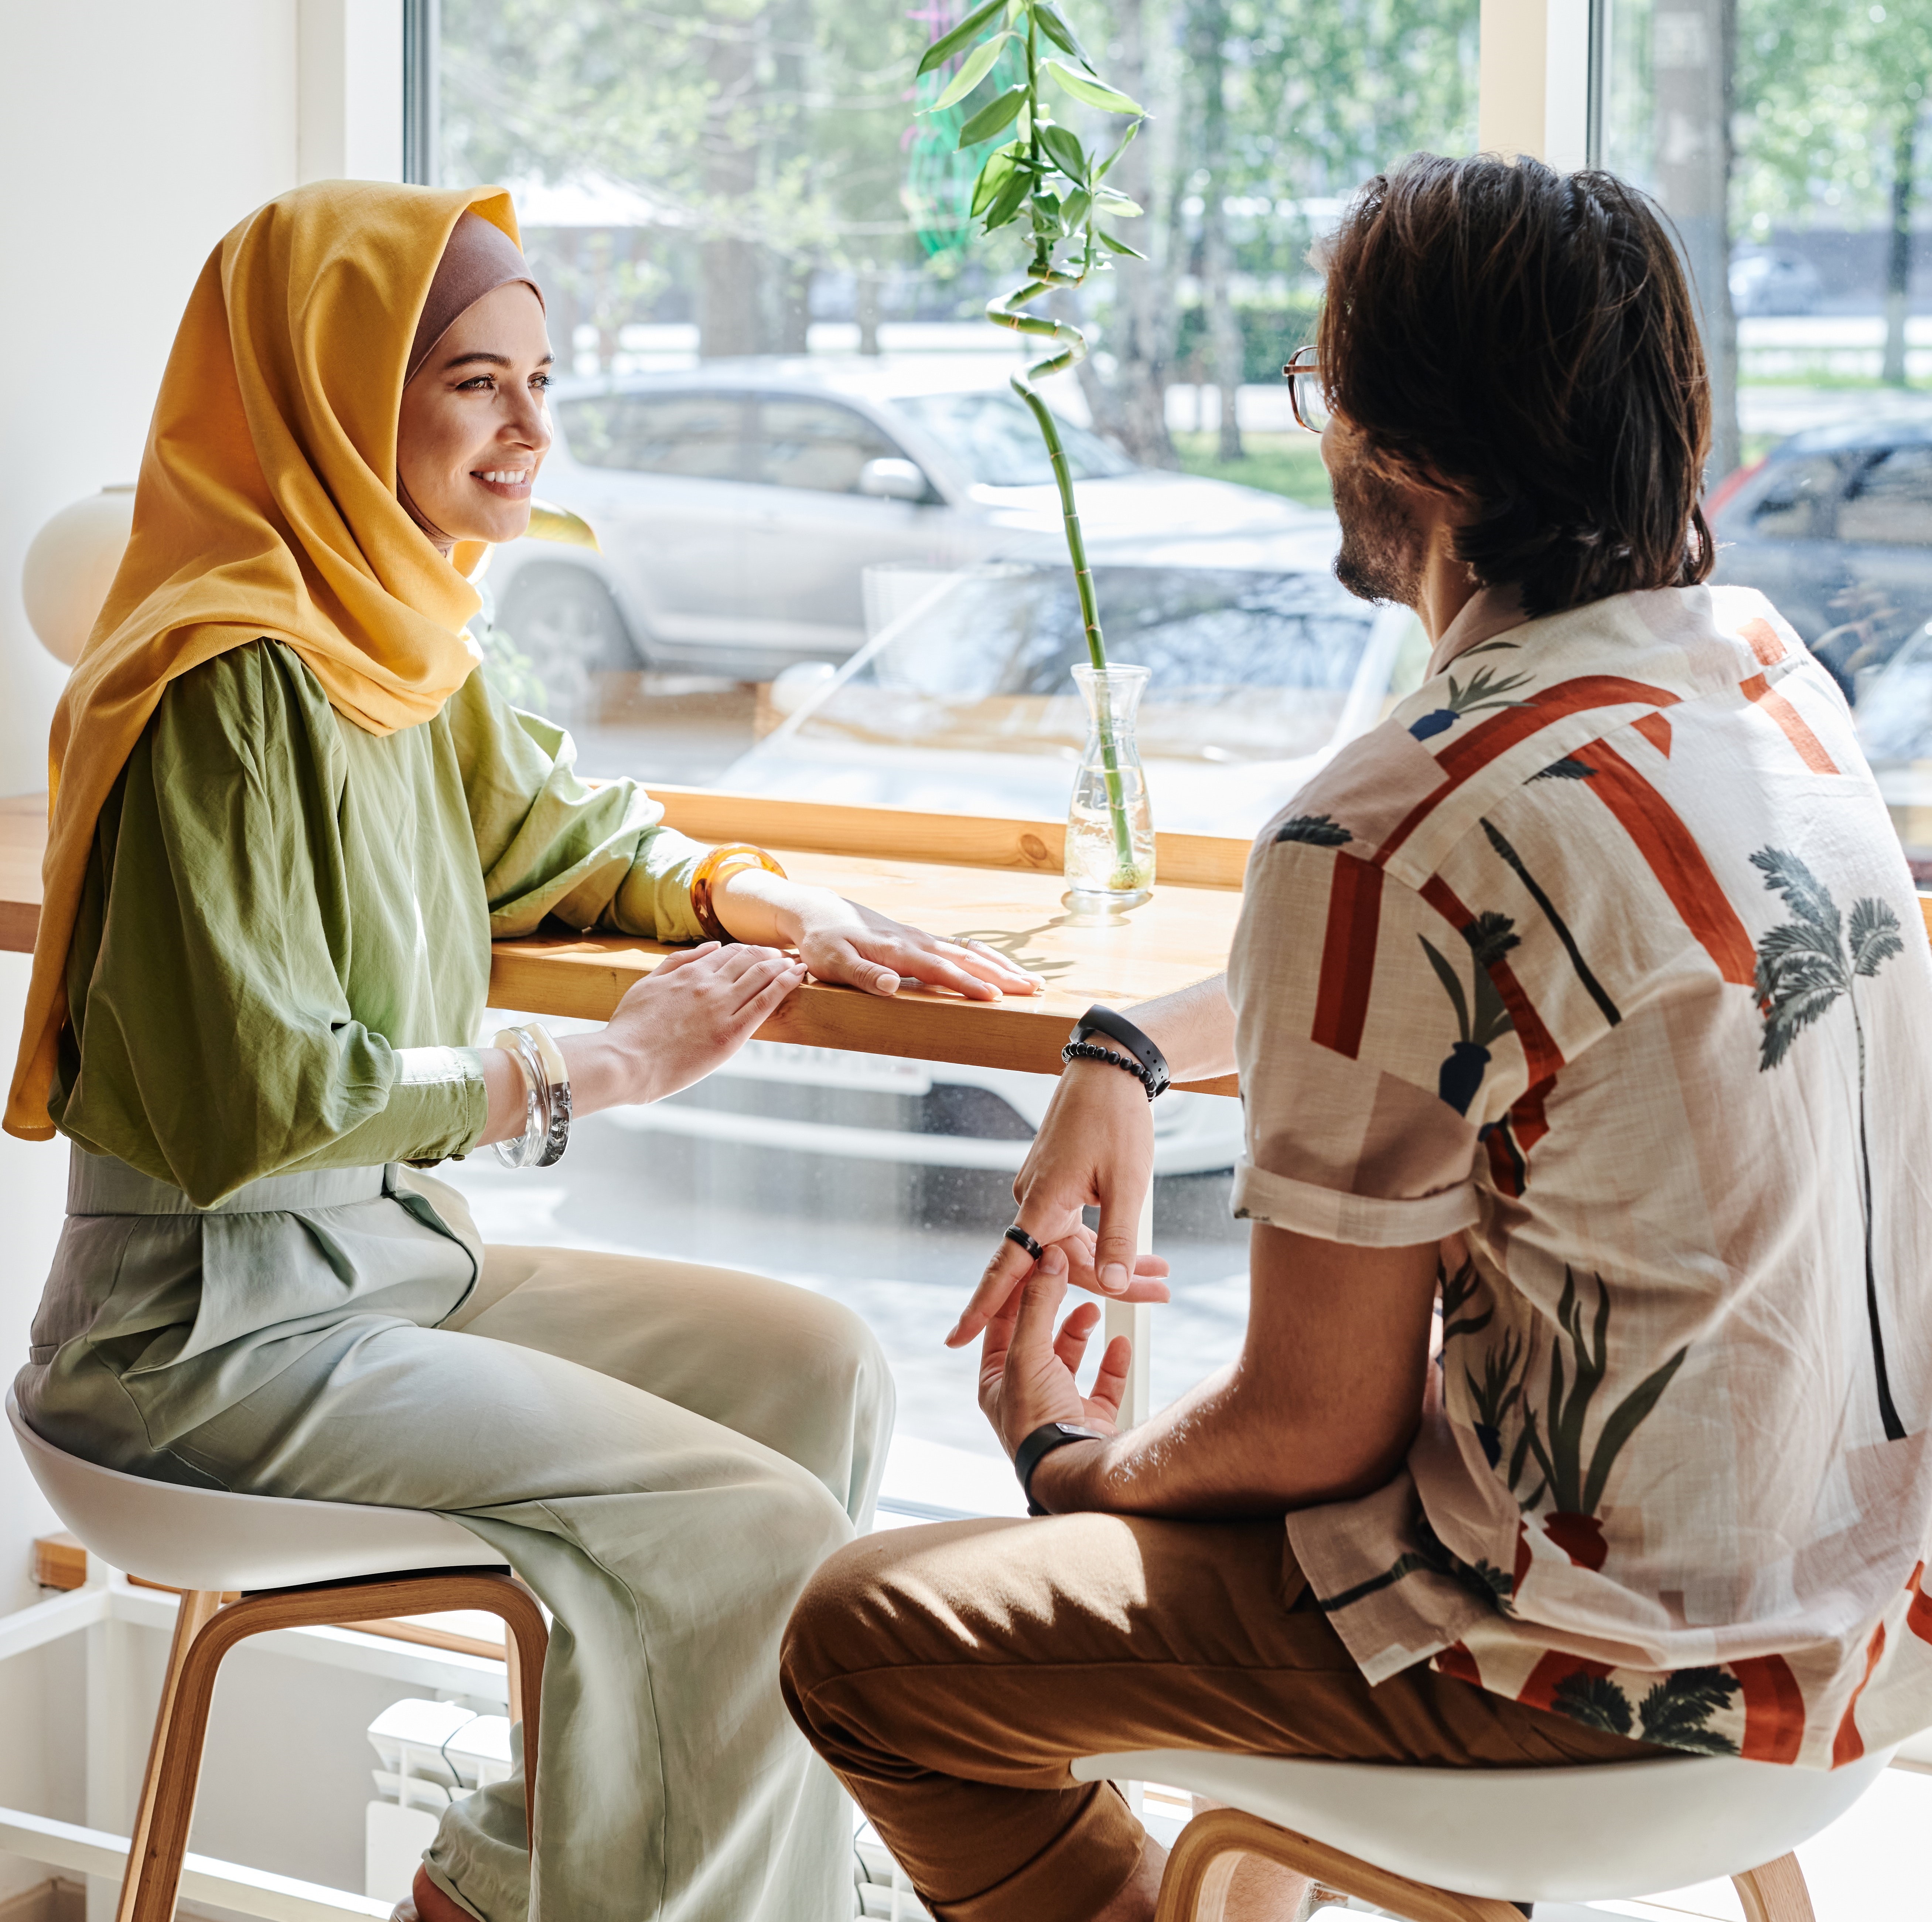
1065, 663, 1155, 909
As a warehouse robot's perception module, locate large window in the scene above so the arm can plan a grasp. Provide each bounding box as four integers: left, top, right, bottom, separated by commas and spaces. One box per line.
427, 0, 1474, 1506
1606, 0, 1932, 867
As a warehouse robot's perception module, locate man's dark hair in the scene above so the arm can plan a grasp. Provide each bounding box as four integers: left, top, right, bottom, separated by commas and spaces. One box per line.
1317, 154, 1714, 618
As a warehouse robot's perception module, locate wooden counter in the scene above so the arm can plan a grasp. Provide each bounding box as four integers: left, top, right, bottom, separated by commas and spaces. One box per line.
0, 787, 1246, 1097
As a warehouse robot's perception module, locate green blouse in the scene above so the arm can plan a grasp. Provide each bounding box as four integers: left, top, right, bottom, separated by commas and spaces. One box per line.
51, 640, 706, 1206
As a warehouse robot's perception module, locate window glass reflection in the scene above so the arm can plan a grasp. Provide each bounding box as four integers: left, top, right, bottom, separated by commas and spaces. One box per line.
436, 0, 1481, 1486
1608, 0, 1932, 878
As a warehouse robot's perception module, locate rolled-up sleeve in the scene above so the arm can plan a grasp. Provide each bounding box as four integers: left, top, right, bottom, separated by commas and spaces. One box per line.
1226, 825, 1526, 1246
448, 670, 706, 943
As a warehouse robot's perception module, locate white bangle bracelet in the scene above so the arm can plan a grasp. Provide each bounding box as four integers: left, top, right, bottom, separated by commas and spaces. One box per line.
491, 1022, 571, 1169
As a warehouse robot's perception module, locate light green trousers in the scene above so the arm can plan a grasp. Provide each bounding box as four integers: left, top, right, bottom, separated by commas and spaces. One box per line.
20, 1152, 894, 1922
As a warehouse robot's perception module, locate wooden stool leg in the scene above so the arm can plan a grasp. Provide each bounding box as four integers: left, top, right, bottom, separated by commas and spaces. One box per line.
114, 1590, 222, 1922
1154, 1810, 1525, 1922
479, 1578, 548, 1849
1733, 1855, 1815, 1922
112, 1568, 549, 1917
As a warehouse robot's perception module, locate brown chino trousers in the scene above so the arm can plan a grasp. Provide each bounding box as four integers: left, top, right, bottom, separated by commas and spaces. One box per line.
780, 1512, 1665, 1922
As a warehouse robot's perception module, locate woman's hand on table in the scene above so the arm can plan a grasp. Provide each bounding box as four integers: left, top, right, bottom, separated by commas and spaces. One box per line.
714, 870, 1042, 1001
481, 942, 807, 1141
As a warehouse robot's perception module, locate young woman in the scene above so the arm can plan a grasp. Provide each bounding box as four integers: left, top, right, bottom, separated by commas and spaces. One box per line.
10, 183, 1038, 1922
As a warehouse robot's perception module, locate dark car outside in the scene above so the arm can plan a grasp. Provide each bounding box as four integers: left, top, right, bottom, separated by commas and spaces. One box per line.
1708, 420, 1932, 702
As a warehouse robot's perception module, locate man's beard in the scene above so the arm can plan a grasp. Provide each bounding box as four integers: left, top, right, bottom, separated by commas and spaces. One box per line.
1331, 458, 1426, 607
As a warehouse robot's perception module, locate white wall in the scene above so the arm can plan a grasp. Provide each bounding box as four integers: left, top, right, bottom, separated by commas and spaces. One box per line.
0, 4, 403, 1901
0, 0, 406, 802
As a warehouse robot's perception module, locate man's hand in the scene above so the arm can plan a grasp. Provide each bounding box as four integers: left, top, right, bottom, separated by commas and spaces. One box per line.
979, 1247, 1132, 1459
946, 1060, 1171, 1347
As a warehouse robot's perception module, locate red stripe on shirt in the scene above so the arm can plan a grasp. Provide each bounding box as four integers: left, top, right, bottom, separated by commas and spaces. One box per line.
1633, 712, 1673, 757
1832, 1622, 1887, 1766
1311, 854, 1382, 1059
1378, 676, 1682, 864
1579, 739, 1757, 985
1741, 616, 1786, 666
1419, 875, 1565, 1082
1733, 1654, 1806, 1763
1908, 1561, 1932, 1647
1436, 1641, 1482, 1688
1511, 1074, 1556, 1152
1741, 672, 1840, 775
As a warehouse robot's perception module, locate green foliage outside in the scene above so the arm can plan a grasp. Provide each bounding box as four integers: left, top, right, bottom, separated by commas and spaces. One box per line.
1732, 0, 1932, 241
1174, 303, 1321, 385
1174, 432, 1333, 507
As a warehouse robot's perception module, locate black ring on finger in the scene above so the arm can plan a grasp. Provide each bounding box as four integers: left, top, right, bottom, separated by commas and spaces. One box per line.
1004, 1225, 1045, 1261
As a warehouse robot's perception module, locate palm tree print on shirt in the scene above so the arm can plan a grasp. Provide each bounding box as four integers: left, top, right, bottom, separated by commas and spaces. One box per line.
1553, 1666, 1740, 1754
1750, 848, 1908, 1442
1419, 912, 1519, 1114
1274, 814, 1352, 847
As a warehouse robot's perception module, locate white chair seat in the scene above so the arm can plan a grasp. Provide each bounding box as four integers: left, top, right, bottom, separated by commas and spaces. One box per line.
8, 1387, 495, 1592
1072, 1744, 1896, 1902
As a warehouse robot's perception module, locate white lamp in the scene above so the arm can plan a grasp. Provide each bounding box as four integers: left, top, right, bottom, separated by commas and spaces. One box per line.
21, 486, 136, 666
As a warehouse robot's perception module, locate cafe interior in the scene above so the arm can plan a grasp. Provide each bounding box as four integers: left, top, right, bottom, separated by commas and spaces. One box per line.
3, 1, 1932, 1919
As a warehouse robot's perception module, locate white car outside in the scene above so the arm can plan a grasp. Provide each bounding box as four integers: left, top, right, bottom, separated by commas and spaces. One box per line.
487, 359, 1339, 685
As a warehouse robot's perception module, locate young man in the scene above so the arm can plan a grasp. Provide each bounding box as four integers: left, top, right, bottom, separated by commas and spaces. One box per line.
781, 156, 1932, 1922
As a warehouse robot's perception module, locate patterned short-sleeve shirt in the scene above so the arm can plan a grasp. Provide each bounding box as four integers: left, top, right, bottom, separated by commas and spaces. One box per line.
1228, 583, 1932, 1768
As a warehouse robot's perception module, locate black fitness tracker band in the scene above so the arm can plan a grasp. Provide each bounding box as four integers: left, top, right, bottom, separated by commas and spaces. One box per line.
1013, 1420, 1105, 1515
1062, 1003, 1171, 1101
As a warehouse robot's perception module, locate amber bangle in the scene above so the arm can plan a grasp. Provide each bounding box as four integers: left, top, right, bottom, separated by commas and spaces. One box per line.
689, 843, 788, 944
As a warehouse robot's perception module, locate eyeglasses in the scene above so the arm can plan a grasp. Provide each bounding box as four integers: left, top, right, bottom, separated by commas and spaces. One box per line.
1283, 346, 1329, 435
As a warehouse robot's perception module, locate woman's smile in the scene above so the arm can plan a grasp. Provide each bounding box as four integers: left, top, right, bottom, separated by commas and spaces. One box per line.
471, 465, 534, 499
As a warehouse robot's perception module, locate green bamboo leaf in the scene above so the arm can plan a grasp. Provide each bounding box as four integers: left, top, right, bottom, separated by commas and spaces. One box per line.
916, 0, 1006, 75
1044, 58, 1143, 116
1039, 122, 1088, 181
930, 33, 1011, 111
981, 164, 1031, 230
969, 143, 1020, 218
1096, 192, 1144, 217
958, 82, 1027, 148
1060, 186, 1091, 229
1031, 0, 1092, 66
1094, 119, 1141, 180
1097, 229, 1147, 259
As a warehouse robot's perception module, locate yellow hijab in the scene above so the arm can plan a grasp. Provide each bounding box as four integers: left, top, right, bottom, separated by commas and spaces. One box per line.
7, 180, 525, 1141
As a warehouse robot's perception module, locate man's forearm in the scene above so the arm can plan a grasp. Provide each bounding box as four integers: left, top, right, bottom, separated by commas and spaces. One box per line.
1027, 1226, 1441, 1520
1124, 974, 1235, 1082
1028, 1363, 1417, 1521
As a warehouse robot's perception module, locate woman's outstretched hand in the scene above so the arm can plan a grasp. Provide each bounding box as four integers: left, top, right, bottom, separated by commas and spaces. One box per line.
715, 870, 1043, 1001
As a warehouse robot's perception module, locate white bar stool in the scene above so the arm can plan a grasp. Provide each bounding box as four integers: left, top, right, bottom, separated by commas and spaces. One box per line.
7, 1387, 547, 1922
1072, 1739, 1899, 1921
